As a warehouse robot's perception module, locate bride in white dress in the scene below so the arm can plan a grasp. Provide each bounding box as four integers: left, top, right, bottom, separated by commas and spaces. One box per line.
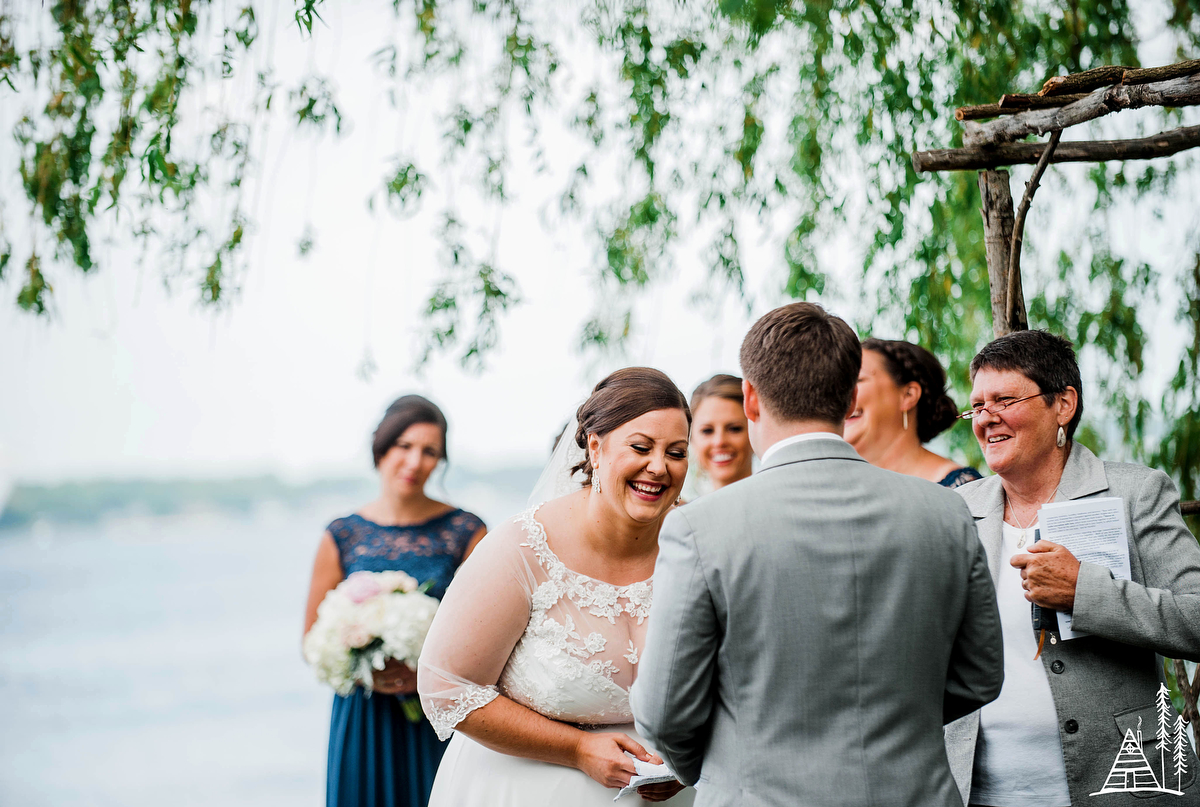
417, 368, 696, 805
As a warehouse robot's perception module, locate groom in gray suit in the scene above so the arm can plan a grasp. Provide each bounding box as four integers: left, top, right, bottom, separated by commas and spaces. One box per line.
632, 302, 1005, 807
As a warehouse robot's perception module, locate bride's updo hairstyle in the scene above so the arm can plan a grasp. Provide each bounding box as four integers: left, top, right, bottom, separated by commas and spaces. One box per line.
861, 338, 959, 443
571, 367, 691, 486
371, 394, 449, 467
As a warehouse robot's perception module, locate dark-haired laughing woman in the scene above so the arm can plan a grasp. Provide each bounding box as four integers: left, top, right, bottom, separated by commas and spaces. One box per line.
303, 395, 487, 807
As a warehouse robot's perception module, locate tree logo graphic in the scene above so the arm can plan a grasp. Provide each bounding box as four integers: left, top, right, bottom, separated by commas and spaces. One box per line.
1090, 685, 1189, 797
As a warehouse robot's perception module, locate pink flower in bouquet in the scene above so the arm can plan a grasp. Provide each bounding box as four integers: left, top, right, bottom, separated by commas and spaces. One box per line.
342, 571, 383, 604
343, 622, 373, 649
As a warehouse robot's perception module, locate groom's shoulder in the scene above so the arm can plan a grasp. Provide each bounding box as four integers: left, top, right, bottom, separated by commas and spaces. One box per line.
672, 475, 758, 528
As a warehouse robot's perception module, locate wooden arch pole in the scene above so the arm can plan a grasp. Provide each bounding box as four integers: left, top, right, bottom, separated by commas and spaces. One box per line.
977, 170, 1026, 337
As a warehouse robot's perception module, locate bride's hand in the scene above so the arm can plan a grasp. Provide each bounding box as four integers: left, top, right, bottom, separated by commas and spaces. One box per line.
369, 659, 417, 695
572, 732, 652, 789
637, 779, 686, 802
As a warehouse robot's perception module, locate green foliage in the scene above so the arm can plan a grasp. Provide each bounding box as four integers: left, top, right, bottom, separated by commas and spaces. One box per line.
377, 160, 427, 217
2, 0, 1200, 497
3, 0, 260, 316
420, 214, 521, 370
291, 76, 344, 135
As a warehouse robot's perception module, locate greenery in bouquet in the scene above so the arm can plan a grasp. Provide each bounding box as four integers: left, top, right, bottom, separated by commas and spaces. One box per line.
303, 570, 440, 711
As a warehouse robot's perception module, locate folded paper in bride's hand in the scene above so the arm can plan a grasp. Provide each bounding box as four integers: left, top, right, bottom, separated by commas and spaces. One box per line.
613, 756, 679, 800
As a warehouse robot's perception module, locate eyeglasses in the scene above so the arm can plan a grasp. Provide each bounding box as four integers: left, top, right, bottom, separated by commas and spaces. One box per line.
957, 392, 1044, 420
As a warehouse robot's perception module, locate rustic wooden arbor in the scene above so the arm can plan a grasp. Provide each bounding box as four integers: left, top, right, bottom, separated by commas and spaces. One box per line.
914, 59, 1200, 336
912, 59, 1200, 744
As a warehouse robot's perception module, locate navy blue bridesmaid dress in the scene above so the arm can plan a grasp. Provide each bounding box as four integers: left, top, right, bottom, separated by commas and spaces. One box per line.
324, 509, 485, 807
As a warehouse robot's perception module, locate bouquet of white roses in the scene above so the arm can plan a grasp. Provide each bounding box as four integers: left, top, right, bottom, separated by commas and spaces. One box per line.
303, 570, 440, 709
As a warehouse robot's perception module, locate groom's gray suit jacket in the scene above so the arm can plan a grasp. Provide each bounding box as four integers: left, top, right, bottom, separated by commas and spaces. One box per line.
631, 438, 1004, 807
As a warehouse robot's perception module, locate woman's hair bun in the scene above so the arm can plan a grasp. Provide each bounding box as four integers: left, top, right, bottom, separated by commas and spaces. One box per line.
861, 338, 959, 443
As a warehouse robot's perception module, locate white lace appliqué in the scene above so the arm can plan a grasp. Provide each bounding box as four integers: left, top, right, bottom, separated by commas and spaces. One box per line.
517, 507, 654, 624
427, 683, 499, 741
492, 506, 655, 724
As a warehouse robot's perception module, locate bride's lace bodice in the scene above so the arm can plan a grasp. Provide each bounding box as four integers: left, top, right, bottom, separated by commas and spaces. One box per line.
418, 505, 654, 740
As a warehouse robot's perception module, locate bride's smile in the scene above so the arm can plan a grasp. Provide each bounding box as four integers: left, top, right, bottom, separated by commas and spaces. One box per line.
628, 480, 666, 500
588, 408, 689, 523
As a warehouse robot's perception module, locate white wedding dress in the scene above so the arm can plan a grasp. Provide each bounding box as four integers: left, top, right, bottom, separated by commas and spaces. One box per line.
418, 505, 695, 806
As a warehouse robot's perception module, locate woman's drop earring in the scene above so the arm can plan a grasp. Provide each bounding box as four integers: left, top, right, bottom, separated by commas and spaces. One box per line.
591, 468, 602, 494
1056, 426, 1067, 448
903, 410, 909, 431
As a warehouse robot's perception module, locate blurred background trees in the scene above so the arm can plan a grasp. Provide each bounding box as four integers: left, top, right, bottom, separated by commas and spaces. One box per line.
2, 0, 1198, 505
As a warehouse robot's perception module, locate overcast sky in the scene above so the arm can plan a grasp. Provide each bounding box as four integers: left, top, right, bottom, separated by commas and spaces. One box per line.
0, 3, 788, 485
2, 3, 1196, 487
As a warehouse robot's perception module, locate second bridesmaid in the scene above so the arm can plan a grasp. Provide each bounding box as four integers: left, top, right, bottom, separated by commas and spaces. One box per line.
687, 374, 753, 497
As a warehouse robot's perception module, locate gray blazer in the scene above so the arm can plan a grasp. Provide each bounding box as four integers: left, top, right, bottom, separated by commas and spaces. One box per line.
632, 437, 1004, 807
945, 442, 1200, 806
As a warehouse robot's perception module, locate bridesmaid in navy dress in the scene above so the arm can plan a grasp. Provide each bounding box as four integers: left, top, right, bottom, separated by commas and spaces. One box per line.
304, 395, 487, 807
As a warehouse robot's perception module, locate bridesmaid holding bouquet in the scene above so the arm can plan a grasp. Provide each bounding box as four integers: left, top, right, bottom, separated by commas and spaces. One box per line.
303, 395, 487, 807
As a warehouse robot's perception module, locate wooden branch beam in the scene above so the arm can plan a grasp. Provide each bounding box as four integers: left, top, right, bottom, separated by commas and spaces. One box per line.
1007, 130, 1061, 326
1183, 500, 1200, 516
956, 103, 1004, 121
963, 73, 1200, 146
913, 124, 1200, 173
978, 171, 1020, 337
957, 93, 1093, 121
1041, 65, 1135, 96
957, 61, 1200, 121
1124, 59, 1200, 85
1000, 93, 1090, 109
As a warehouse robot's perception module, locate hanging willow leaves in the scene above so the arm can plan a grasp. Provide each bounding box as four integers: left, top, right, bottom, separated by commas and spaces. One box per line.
3, 0, 1200, 502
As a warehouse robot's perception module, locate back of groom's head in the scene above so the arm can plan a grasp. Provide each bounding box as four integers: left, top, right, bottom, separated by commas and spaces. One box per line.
740, 302, 861, 424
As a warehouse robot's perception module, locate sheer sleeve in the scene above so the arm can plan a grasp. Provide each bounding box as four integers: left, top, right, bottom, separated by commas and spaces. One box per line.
418, 519, 537, 740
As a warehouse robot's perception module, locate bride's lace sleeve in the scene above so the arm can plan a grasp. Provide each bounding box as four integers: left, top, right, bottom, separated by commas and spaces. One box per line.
418, 520, 536, 740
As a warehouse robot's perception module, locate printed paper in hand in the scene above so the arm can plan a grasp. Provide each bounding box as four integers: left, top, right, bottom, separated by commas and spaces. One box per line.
613, 756, 679, 800
1037, 496, 1131, 639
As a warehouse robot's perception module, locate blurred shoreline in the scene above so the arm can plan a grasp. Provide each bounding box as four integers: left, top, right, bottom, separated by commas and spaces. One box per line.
0, 466, 542, 534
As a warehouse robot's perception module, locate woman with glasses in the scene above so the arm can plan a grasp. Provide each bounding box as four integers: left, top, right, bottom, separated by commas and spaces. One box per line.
944, 330, 1200, 807
844, 338, 981, 487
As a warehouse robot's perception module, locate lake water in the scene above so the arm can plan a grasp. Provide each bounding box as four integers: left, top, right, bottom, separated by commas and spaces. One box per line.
0, 488, 525, 806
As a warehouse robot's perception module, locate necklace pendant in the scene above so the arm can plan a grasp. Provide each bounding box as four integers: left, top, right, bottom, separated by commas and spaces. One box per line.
1017, 530, 1028, 549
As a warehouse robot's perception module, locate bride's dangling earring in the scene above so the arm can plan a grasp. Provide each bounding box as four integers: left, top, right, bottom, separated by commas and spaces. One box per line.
903, 410, 909, 431
1056, 425, 1067, 448
591, 463, 602, 495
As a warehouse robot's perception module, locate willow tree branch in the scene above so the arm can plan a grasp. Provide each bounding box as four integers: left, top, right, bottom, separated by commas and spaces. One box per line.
1006, 130, 1062, 327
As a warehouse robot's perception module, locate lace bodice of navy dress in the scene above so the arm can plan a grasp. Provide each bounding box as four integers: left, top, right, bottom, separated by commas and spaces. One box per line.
327, 509, 485, 599
323, 507, 485, 807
